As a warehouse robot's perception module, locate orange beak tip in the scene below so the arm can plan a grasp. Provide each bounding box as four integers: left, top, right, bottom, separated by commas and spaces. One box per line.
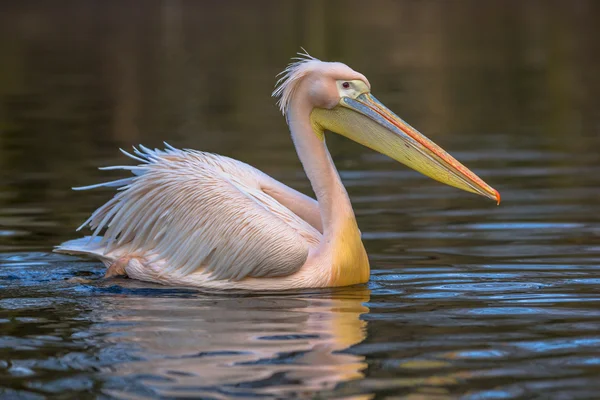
493, 189, 501, 205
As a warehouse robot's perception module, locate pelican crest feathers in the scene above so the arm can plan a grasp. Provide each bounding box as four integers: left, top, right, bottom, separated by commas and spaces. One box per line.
272, 49, 320, 116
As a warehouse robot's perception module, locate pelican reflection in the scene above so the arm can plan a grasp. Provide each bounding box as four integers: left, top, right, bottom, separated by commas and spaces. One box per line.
90, 285, 371, 398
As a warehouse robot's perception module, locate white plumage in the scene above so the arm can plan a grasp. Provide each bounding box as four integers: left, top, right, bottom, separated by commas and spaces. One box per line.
56, 54, 499, 290
57, 144, 322, 283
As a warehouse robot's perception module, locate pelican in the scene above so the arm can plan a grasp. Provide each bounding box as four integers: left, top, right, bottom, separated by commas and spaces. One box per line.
56, 52, 500, 290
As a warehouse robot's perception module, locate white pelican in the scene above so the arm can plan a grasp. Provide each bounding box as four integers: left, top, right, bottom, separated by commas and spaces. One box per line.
56, 53, 500, 290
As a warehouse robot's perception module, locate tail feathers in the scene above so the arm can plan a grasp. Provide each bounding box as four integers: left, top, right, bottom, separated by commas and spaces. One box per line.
54, 236, 114, 264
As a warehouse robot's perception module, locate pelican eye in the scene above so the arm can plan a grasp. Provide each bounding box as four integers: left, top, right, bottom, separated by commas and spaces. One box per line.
342, 82, 350, 89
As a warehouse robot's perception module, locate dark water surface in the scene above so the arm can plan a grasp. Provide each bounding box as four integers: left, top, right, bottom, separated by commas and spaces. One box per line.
1, 2, 600, 399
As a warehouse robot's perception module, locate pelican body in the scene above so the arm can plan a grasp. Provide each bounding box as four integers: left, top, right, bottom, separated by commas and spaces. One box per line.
56, 53, 499, 290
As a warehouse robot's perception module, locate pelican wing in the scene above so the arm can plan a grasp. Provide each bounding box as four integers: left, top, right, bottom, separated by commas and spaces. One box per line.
76, 145, 321, 280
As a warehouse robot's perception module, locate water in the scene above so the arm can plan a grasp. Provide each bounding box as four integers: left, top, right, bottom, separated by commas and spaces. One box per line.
1, 1, 600, 399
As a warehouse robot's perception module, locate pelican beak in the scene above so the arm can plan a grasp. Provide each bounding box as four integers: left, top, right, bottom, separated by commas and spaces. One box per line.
312, 93, 500, 203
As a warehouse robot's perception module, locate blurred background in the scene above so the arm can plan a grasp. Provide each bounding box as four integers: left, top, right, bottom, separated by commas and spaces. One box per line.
1, 1, 600, 399
1, 0, 598, 249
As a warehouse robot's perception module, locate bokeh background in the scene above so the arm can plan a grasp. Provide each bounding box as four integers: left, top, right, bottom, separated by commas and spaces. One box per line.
1, 1, 600, 399
1, 0, 599, 249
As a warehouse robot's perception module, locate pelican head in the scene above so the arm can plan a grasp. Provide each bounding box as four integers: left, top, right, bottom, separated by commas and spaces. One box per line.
273, 53, 500, 203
